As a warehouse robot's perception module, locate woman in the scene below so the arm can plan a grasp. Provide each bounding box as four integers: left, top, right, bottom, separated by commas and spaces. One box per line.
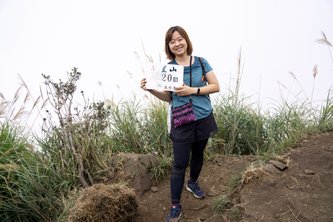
140, 26, 219, 221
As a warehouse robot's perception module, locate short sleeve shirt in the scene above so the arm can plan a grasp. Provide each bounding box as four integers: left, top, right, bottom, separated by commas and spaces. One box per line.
170, 56, 213, 120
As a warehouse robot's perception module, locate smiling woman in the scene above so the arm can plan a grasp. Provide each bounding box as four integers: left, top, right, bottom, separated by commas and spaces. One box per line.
165, 26, 193, 62
140, 25, 221, 221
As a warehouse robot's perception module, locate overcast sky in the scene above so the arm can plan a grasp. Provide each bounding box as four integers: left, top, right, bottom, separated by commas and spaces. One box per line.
1, 0, 333, 117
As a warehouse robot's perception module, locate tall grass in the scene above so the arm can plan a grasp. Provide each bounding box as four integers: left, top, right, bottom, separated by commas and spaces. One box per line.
0, 122, 74, 221
211, 95, 266, 155
264, 102, 311, 155
140, 99, 172, 156
108, 98, 145, 154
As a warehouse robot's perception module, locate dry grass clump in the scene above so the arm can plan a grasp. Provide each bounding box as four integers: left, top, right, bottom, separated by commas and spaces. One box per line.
68, 183, 138, 222
271, 154, 290, 166
240, 163, 265, 185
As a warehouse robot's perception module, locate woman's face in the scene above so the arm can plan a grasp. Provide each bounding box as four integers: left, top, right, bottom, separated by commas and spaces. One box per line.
168, 31, 188, 57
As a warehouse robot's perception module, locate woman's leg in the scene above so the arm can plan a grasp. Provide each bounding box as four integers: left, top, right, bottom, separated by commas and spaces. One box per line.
189, 139, 208, 182
170, 141, 191, 205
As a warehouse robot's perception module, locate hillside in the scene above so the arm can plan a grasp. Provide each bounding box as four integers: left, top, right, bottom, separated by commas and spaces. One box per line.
134, 131, 333, 221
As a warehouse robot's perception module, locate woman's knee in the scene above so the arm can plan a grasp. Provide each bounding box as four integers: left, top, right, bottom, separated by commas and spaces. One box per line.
173, 161, 188, 172
172, 158, 188, 174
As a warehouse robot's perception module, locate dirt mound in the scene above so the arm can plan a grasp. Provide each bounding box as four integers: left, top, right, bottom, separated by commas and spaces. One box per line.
134, 131, 333, 221
108, 153, 159, 194
68, 183, 138, 222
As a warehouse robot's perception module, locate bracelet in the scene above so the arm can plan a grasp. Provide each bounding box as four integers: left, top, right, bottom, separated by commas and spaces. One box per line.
197, 88, 200, 95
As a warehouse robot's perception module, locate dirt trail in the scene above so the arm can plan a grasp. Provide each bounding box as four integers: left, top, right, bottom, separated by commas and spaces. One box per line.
134, 131, 333, 222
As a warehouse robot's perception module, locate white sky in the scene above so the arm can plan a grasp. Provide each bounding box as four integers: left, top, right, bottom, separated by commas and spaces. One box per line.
1, 0, 333, 116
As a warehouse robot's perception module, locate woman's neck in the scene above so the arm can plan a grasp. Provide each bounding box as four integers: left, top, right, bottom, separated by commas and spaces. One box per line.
175, 55, 191, 66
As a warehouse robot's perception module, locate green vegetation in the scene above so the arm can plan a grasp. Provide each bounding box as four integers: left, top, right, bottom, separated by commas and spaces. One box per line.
213, 195, 231, 214
1, 33, 332, 221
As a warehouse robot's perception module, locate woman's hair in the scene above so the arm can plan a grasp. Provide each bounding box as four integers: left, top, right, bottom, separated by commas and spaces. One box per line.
164, 26, 193, 60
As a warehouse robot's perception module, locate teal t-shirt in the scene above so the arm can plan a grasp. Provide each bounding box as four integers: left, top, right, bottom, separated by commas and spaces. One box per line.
170, 56, 213, 120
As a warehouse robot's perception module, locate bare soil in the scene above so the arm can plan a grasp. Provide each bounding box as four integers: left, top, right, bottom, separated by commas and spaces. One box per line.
133, 131, 333, 222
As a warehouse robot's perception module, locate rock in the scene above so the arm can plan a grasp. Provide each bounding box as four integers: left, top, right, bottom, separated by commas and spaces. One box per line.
150, 186, 158, 192
304, 169, 315, 175
263, 163, 282, 174
109, 153, 159, 193
269, 160, 288, 171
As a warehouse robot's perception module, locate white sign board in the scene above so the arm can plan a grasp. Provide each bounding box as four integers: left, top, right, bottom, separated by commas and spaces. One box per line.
145, 63, 184, 91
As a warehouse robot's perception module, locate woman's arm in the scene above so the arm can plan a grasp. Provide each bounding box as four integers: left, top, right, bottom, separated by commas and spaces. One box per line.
174, 71, 220, 96
197, 71, 220, 95
140, 78, 172, 102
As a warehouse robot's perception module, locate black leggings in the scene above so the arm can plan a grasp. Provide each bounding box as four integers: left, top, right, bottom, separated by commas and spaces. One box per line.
170, 139, 208, 205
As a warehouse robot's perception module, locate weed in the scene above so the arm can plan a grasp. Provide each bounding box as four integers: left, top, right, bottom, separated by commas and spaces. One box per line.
213, 195, 232, 214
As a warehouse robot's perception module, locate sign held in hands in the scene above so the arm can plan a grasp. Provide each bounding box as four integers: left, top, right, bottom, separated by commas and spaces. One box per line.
145, 64, 184, 91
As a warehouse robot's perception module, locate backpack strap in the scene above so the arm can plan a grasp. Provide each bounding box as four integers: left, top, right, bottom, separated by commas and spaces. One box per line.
198, 57, 210, 99
198, 57, 207, 84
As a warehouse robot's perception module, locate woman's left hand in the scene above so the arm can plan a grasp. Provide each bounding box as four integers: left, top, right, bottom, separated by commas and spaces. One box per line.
175, 84, 196, 96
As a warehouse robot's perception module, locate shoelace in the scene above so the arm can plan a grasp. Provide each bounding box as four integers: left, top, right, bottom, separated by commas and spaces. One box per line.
191, 183, 201, 192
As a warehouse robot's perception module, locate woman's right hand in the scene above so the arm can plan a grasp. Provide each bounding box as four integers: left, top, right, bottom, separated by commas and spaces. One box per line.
140, 78, 148, 91
140, 77, 172, 102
